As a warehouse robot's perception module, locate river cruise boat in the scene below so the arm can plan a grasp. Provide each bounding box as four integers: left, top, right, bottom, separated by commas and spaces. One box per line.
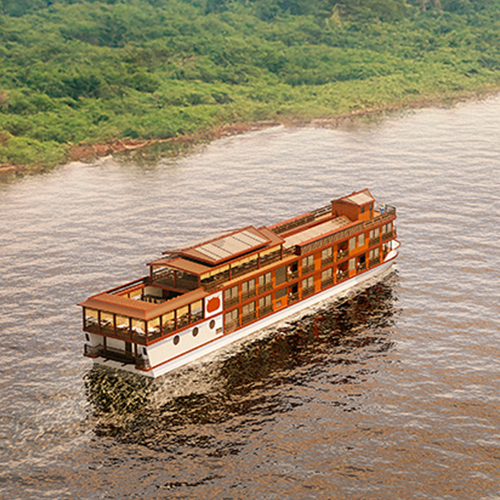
79, 189, 399, 377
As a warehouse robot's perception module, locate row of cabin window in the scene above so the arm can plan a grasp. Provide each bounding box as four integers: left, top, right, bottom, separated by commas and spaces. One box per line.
224, 234, 388, 304
225, 272, 333, 326
84, 299, 203, 336
224, 252, 385, 328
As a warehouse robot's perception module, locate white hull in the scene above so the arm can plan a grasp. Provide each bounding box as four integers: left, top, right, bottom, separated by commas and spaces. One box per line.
91, 249, 398, 378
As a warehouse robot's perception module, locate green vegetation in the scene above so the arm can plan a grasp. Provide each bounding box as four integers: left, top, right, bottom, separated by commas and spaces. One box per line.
1, 0, 500, 171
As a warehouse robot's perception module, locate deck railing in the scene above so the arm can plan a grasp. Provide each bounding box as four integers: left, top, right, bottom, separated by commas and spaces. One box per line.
302, 264, 315, 275
322, 276, 334, 289
259, 282, 273, 294
272, 204, 331, 235
259, 251, 280, 266
259, 304, 273, 317
232, 259, 259, 280
242, 311, 256, 325
337, 270, 349, 282
302, 286, 315, 298
84, 344, 151, 370
337, 249, 348, 261
322, 255, 334, 266
241, 289, 256, 301
225, 320, 240, 333
224, 296, 239, 309
382, 229, 395, 242
288, 292, 300, 304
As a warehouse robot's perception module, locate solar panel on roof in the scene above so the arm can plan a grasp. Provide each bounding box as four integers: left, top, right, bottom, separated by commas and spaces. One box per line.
180, 227, 271, 264
233, 230, 267, 246
197, 242, 233, 260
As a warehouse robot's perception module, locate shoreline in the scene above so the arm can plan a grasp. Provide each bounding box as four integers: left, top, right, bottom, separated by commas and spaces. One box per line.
2, 86, 499, 177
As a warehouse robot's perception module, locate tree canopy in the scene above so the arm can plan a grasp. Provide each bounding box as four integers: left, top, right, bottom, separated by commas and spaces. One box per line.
1, 0, 500, 170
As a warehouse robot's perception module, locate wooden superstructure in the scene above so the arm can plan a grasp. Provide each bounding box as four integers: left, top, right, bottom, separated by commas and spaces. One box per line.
79, 189, 399, 377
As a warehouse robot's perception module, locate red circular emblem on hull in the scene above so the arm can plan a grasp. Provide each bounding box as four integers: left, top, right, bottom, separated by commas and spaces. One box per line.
206, 297, 221, 313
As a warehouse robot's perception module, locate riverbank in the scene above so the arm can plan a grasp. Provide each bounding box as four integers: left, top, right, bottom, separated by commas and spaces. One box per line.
3, 84, 497, 178
2, 0, 500, 176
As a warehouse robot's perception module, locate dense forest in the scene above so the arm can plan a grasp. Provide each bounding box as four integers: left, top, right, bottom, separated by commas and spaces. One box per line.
1, 0, 500, 171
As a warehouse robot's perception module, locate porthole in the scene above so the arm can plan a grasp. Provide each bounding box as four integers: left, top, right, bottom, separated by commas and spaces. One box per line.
85, 333, 90, 342
173, 335, 180, 345
142, 347, 147, 356
209, 319, 216, 329
192, 327, 199, 337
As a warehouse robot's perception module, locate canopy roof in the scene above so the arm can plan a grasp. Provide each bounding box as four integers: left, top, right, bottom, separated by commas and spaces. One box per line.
164, 226, 278, 266
339, 188, 375, 206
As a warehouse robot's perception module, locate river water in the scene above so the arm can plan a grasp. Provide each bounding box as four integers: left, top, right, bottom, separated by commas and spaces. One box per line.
1, 95, 500, 499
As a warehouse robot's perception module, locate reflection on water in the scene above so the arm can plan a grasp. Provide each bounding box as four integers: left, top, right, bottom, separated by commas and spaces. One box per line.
85, 274, 398, 453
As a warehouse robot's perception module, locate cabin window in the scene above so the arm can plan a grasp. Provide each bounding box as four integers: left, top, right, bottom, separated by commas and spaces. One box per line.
242, 302, 256, 325
275, 266, 287, 286
177, 306, 189, 328
224, 286, 239, 308
147, 317, 160, 337
369, 247, 380, 259
100, 312, 114, 333
321, 268, 333, 289
258, 294, 272, 317
132, 318, 146, 336
302, 276, 314, 296
361, 205, 365, 213
258, 272, 272, 292
191, 300, 203, 323
225, 309, 239, 332
242, 279, 256, 300
358, 233, 365, 246
321, 247, 333, 265
162, 312, 175, 334
349, 258, 356, 271
85, 308, 99, 331
275, 287, 287, 299
369, 227, 380, 239
302, 255, 314, 274
116, 315, 130, 335
321, 268, 333, 281
349, 237, 356, 252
